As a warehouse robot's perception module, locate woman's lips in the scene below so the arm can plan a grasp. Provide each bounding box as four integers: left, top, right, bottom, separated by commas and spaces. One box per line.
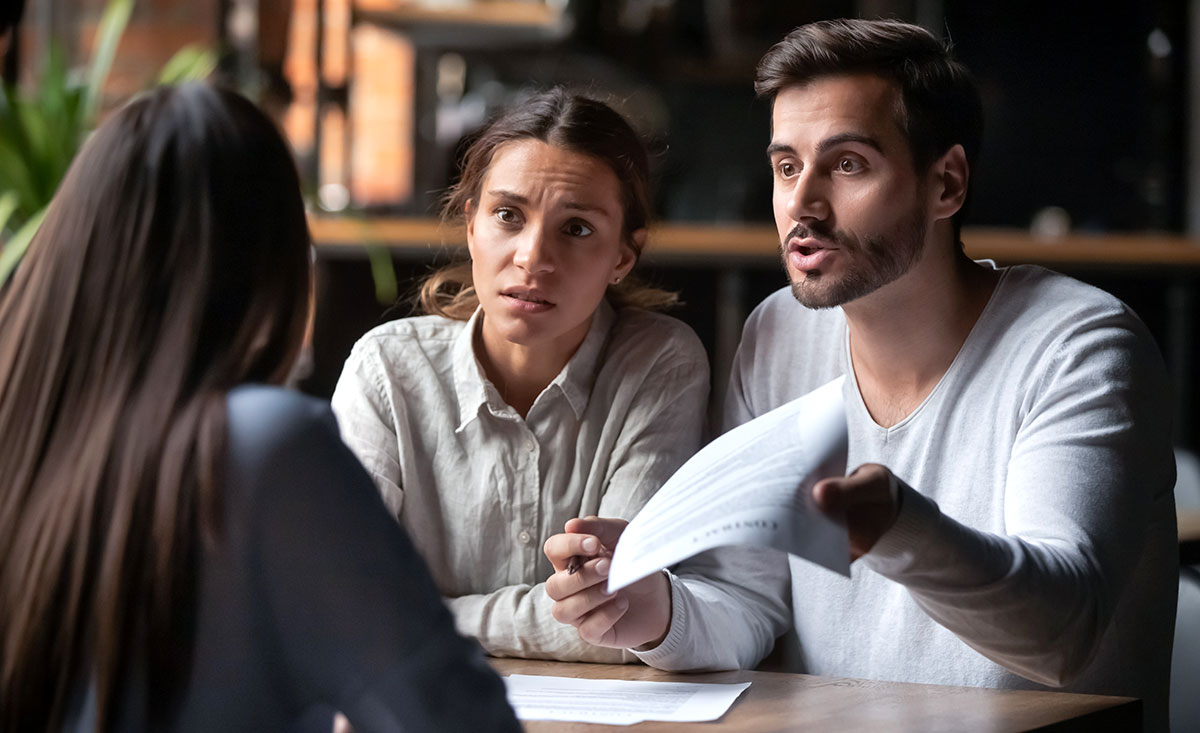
500, 289, 554, 313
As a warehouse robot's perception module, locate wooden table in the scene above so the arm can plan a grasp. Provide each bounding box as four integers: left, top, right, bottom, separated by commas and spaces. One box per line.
1181, 508, 1200, 566
490, 659, 1140, 732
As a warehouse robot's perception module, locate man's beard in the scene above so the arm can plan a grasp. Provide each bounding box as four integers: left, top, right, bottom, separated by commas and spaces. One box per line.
780, 208, 927, 310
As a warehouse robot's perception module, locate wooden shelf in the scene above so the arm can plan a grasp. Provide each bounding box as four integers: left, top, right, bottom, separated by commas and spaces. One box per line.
310, 216, 1200, 269
354, 0, 565, 29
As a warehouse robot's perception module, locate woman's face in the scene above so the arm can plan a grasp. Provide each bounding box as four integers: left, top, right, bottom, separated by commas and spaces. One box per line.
467, 139, 638, 358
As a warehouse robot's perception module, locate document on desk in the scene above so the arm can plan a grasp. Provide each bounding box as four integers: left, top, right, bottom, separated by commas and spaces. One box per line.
503, 674, 751, 725
608, 376, 850, 592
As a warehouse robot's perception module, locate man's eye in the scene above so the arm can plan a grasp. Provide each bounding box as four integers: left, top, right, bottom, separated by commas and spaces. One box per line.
565, 221, 594, 237
778, 161, 797, 178
837, 158, 861, 173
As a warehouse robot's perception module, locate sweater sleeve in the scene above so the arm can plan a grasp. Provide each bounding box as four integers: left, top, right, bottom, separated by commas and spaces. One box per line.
634, 546, 793, 671
634, 324, 793, 671
238, 395, 519, 731
448, 350, 711, 663
861, 307, 1177, 687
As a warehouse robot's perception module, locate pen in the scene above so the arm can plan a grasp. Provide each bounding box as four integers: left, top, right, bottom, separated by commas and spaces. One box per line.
566, 556, 582, 575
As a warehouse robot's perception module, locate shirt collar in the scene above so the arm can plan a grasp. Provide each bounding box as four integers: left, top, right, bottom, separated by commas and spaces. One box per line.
553, 298, 615, 419
451, 300, 616, 430
452, 307, 493, 432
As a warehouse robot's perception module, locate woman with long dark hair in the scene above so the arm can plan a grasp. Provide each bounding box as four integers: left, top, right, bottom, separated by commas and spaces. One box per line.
331, 88, 710, 662
0, 83, 518, 732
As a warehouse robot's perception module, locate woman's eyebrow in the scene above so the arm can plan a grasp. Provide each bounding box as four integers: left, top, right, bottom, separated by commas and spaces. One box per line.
485, 188, 529, 203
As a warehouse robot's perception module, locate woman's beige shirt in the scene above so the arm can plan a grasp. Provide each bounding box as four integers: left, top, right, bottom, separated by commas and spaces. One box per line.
331, 301, 709, 661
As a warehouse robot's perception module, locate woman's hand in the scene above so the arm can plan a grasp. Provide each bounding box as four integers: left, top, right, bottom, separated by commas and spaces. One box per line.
543, 517, 672, 650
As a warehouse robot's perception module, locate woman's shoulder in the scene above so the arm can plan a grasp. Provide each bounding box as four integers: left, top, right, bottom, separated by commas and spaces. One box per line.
609, 307, 708, 368
339, 314, 470, 389
349, 314, 467, 358
225, 385, 376, 506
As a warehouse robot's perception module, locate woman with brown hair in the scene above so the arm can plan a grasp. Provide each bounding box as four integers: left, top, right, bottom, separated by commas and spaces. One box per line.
0, 83, 517, 732
331, 88, 710, 662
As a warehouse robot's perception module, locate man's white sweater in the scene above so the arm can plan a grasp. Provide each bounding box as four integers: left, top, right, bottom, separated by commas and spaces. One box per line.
636, 265, 1178, 732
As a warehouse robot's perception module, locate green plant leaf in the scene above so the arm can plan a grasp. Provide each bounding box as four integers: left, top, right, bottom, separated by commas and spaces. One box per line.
0, 205, 47, 285
0, 133, 42, 225
0, 191, 18, 235
83, 0, 134, 122
366, 244, 399, 305
156, 45, 217, 86
0, 0, 219, 281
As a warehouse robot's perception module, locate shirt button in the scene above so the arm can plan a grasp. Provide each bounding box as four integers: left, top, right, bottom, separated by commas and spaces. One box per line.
526, 440, 535, 452
518, 530, 532, 544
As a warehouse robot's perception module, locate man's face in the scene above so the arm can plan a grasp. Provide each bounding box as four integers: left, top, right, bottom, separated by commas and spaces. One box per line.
769, 74, 930, 309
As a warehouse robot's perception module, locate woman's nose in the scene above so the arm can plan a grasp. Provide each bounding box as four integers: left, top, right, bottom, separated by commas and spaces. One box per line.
512, 226, 555, 274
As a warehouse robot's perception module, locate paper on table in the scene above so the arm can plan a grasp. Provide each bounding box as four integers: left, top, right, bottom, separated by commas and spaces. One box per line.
608, 376, 850, 592
503, 674, 750, 726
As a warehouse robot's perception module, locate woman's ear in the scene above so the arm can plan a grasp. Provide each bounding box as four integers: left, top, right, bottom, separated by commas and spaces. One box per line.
930, 144, 968, 222
614, 229, 644, 282
464, 199, 477, 257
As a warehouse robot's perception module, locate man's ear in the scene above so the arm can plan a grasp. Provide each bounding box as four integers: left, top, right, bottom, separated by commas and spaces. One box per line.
930, 144, 969, 222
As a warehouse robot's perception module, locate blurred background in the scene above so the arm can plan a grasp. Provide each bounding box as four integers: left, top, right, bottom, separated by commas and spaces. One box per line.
3, 0, 1197, 443
4, 3, 1200, 730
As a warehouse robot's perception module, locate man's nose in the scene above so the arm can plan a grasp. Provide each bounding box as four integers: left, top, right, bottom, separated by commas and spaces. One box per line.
785, 169, 830, 223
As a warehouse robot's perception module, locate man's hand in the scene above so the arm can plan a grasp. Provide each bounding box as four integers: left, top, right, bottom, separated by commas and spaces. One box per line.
543, 516, 672, 650
812, 463, 900, 561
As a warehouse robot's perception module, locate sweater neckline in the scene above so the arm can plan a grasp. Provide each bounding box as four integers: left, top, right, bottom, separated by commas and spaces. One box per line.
841, 263, 1012, 435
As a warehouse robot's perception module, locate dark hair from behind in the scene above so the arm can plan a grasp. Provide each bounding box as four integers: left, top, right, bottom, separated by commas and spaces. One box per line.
421, 87, 677, 318
755, 18, 984, 240
0, 82, 311, 731
0, 0, 23, 33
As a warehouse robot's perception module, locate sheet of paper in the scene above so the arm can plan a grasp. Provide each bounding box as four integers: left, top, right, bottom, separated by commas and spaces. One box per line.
608, 376, 850, 592
503, 674, 751, 725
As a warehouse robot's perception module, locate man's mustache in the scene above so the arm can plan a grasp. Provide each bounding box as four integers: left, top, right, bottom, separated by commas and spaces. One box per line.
784, 222, 845, 249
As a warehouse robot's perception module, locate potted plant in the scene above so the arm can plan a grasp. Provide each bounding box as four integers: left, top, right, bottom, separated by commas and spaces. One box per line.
0, 0, 215, 283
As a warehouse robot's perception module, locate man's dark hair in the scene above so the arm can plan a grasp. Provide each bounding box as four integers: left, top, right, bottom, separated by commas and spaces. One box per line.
755, 18, 983, 239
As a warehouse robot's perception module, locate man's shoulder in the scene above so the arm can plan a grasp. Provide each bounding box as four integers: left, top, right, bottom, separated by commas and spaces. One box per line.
724, 287, 846, 423
990, 265, 1146, 342
974, 265, 1164, 395
996, 265, 1128, 317
741, 286, 845, 353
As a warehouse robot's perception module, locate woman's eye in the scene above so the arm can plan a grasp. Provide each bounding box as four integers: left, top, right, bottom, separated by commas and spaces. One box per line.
564, 221, 594, 237
495, 207, 519, 224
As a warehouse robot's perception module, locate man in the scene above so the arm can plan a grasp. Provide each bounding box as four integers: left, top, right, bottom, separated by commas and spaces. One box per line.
543, 17, 1177, 731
